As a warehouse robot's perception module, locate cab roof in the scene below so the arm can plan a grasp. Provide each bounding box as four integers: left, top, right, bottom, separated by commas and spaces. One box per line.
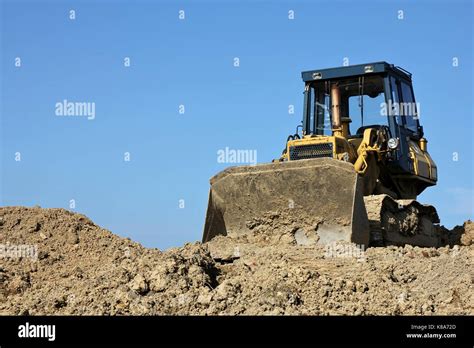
301, 61, 412, 83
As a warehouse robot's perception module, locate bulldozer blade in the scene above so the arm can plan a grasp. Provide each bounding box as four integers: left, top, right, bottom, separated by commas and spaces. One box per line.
202, 157, 370, 247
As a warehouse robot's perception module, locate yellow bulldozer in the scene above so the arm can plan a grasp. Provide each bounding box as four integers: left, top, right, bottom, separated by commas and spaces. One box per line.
203, 62, 440, 248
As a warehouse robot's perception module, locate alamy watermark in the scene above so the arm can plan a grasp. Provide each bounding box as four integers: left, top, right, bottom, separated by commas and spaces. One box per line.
380, 101, 421, 119
55, 99, 96, 120
217, 147, 257, 165
0, 243, 38, 261
324, 242, 366, 262
18, 322, 55, 341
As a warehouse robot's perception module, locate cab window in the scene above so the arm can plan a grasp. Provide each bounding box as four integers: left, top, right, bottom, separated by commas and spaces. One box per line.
307, 82, 332, 135
399, 81, 419, 133
340, 75, 387, 135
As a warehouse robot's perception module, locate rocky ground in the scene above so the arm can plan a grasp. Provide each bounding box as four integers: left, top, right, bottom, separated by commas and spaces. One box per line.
0, 206, 472, 315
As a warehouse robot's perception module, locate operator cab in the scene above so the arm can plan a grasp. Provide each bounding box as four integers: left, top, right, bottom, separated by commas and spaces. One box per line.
301, 62, 422, 142
299, 62, 436, 198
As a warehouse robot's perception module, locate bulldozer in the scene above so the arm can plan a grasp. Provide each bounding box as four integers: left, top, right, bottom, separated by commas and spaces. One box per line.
203, 62, 440, 248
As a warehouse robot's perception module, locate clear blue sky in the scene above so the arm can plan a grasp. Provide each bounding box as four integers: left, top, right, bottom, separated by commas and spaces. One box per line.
1, 0, 472, 249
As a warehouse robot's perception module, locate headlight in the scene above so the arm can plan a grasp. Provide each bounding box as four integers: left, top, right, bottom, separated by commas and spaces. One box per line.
387, 138, 399, 150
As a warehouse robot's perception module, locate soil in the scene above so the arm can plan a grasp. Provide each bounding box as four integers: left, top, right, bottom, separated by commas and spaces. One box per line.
0, 206, 472, 315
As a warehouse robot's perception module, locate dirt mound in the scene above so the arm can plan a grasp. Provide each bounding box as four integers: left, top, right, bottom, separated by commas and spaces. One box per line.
449, 220, 474, 246
0, 207, 472, 315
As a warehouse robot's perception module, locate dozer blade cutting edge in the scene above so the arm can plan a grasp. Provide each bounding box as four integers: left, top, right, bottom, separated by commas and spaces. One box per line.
202, 157, 370, 247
